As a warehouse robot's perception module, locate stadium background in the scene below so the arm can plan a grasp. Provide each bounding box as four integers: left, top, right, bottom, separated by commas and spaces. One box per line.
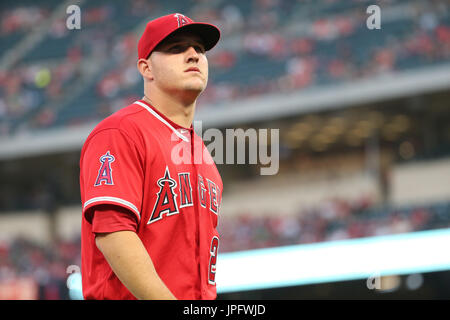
0, 0, 449, 299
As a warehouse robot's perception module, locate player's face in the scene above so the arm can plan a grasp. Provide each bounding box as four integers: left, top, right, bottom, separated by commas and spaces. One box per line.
149, 32, 208, 97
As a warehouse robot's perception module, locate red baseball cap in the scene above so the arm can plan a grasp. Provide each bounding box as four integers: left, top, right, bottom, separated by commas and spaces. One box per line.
138, 13, 221, 60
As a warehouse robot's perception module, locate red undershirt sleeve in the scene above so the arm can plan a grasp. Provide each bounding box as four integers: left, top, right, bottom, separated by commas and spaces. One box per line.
91, 204, 138, 234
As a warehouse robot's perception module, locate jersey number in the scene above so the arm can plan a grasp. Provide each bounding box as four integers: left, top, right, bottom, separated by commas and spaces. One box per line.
208, 236, 219, 285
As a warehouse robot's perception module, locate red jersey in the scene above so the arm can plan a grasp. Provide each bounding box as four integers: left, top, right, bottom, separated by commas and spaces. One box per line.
80, 99, 222, 300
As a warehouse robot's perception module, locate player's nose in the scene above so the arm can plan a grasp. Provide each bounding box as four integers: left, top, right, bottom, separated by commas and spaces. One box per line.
186, 46, 200, 63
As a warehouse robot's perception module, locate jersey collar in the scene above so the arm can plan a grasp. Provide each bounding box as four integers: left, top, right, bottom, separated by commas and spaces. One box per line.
134, 100, 193, 142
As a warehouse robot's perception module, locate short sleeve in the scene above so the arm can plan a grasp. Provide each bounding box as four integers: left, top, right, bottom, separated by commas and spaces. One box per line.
80, 128, 144, 224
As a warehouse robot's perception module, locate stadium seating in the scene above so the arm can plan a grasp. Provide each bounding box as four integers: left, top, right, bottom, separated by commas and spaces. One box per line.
0, 0, 449, 135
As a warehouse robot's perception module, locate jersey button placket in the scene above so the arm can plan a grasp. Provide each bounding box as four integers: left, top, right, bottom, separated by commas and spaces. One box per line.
191, 130, 203, 296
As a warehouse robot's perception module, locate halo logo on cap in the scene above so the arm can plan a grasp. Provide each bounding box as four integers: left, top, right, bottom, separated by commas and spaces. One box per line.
174, 13, 190, 27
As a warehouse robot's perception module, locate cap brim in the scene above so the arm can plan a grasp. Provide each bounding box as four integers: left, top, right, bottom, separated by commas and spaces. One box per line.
168, 23, 221, 51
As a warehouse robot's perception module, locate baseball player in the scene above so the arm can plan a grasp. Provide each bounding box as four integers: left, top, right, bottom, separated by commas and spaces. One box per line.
79, 13, 222, 300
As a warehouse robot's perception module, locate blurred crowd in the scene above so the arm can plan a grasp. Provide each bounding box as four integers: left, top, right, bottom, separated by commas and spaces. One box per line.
218, 197, 450, 252
0, 0, 449, 135
0, 55, 82, 136
0, 6, 51, 36
0, 236, 80, 299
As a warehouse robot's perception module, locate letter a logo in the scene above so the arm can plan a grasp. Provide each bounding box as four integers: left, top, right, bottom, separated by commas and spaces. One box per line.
174, 13, 190, 27
148, 167, 179, 224
94, 151, 115, 186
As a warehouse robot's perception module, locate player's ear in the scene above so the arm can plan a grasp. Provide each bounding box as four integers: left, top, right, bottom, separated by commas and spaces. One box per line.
137, 58, 154, 81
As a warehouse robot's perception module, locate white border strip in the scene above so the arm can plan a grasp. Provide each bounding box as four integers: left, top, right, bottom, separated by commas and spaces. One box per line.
83, 196, 140, 220
134, 101, 189, 142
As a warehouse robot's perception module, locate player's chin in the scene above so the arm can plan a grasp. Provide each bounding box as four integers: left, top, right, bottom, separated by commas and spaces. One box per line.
184, 80, 207, 93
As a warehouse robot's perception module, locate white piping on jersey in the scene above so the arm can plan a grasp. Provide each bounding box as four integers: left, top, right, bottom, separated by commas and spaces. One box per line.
134, 101, 189, 142
84, 196, 140, 220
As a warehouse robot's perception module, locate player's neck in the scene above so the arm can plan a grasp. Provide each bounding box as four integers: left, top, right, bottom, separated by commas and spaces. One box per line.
143, 90, 196, 129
